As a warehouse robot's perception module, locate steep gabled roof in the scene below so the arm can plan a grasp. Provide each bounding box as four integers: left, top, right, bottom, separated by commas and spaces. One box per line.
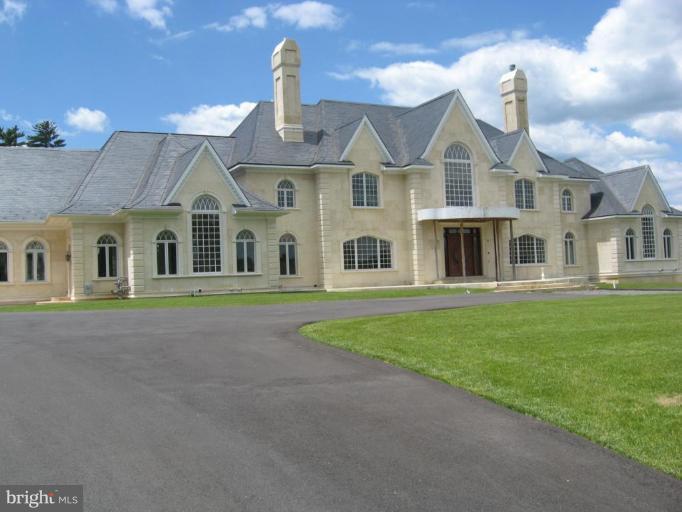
0, 147, 98, 221
563, 158, 604, 179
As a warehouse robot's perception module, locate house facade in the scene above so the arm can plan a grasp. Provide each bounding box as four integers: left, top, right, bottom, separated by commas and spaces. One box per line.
1, 38, 680, 302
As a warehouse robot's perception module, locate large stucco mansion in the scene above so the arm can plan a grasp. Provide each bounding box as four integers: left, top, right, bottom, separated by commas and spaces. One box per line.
1, 39, 680, 302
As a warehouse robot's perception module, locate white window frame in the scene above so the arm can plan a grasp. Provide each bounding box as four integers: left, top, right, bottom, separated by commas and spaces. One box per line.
625, 228, 636, 261
24, 238, 49, 283
0, 239, 12, 284
190, 194, 223, 275
234, 229, 259, 274
515, 179, 536, 210
563, 232, 576, 266
443, 143, 475, 207
276, 179, 296, 209
95, 234, 119, 279
561, 189, 574, 213
279, 233, 298, 276
641, 205, 656, 259
350, 172, 381, 208
342, 236, 394, 271
510, 234, 546, 265
663, 228, 673, 259
155, 230, 180, 277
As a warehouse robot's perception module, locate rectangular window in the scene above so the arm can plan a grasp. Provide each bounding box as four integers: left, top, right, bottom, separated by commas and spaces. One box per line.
37, 253, 45, 281
26, 252, 34, 281
167, 243, 177, 275
192, 213, 221, 273
156, 243, 166, 276
0, 253, 7, 282
343, 237, 392, 270
444, 160, 473, 207
352, 173, 379, 207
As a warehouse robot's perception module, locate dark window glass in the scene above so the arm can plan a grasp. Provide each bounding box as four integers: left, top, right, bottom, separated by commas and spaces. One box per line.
0, 253, 6, 282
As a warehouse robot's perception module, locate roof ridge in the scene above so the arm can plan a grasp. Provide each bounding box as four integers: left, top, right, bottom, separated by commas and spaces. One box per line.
127, 135, 170, 208
0, 146, 98, 153
160, 141, 204, 202
604, 165, 648, 176
317, 98, 410, 110
113, 129, 234, 138
395, 89, 458, 118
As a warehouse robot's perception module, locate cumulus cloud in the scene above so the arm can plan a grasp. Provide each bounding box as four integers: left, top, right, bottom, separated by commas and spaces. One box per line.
88, 0, 117, 13
206, 2, 342, 33
0, 0, 26, 25
125, 0, 172, 30
369, 42, 437, 56
162, 102, 257, 136
65, 107, 109, 133
631, 110, 682, 142
442, 30, 527, 51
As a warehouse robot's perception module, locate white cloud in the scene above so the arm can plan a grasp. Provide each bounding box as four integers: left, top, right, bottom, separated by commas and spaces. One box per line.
369, 42, 437, 56
0, 0, 26, 25
162, 102, 257, 136
270, 1, 343, 29
205, 6, 268, 32
125, 0, 172, 30
88, 0, 117, 13
442, 30, 527, 51
631, 110, 682, 142
65, 107, 109, 133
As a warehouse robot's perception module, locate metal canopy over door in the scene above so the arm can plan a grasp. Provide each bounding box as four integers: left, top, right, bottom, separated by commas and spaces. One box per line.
444, 227, 482, 277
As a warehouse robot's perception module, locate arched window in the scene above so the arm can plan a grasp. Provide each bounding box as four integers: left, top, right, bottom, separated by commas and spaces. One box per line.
343, 236, 392, 270
351, 172, 379, 207
625, 228, 636, 261
96, 234, 118, 278
515, 179, 535, 210
279, 234, 297, 276
156, 230, 178, 276
663, 228, 673, 259
25, 240, 46, 282
510, 234, 545, 264
444, 143, 473, 207
641, 205, 655, 259
277, 179, 296, 208
192, 194, 221, 273
235, 230, 256, 273
0, 241, 9, 282
564, 232, 576, 265
561, 189, 574, 212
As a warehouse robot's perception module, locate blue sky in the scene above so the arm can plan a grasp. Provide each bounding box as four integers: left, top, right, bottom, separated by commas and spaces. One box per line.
2, 0, 681, 206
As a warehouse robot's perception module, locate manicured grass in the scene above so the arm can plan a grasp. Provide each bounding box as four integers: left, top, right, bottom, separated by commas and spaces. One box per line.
0, 287, 488, 313
597, 281, 682, 290
301, 295, 682, 478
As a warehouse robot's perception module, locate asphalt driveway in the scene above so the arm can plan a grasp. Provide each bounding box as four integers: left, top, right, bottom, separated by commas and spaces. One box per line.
0, 291, 679, 511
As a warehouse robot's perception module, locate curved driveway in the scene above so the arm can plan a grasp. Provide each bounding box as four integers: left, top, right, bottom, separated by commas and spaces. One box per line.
0, 291, 679, 511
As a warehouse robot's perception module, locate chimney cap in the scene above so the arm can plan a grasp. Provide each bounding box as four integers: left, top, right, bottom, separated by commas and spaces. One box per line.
509, 64, 516, 71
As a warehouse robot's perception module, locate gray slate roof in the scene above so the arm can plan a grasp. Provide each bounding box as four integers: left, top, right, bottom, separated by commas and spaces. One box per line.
0, 147, 98, 221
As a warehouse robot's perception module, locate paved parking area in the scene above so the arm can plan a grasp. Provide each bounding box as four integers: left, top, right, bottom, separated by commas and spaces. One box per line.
0, 291, 679, 511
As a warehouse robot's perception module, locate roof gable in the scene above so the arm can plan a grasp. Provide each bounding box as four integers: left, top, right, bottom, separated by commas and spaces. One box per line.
338, 115, 394, 163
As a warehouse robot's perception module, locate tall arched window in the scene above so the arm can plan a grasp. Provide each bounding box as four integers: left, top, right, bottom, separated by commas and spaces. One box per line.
625, 228, 636, 260
25, 240, 46, 282
96, 234, 118, 278
663, 228, 673, 259
444, 143, 473, 207
515, 179, 535, 209
351, 172, 379, 207
561, 189, 574, 212
156, 230, 178, 276
563, 232, 576, 265
641, 205, 655, 259
192, 194, 221, 273
235, 229, 256, 273
343, 236, 392, 270
510, 234, 545, 264
279, 233, 297, 276
277, 179, 296, 208
0, 241, 9, 282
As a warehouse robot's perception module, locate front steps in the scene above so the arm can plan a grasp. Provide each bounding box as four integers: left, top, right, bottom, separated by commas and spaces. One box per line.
495, 276, 592, 292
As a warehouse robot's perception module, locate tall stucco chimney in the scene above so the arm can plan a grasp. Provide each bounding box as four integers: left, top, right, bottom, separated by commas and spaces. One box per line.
272, 38, 303, 142
499, 64, 529, 134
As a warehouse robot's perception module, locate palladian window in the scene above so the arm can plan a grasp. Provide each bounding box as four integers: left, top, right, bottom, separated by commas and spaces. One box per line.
444, 143, 473, 207
625, 228, 636, 261
641, 205, 656, 259
192, 195, 222, 273
510, 234, 546, 264
96, 234, 118, 278
663, 228, 673, 259
343, 236, 392, 270
515, 179, 535, 210
561, 189, 574, 212
156, 230, 178, 276
0, 241, 9, 282
563, 232, 576, 265
235, 230, 256, 273
277, 179, 296, 208
351, 172, 379, 207
279, 234, 297, 276
25, 240, 46, 282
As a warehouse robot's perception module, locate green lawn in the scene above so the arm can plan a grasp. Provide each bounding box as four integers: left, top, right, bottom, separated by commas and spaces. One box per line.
597, 281, 682, 290
0, 287, 487, 313
301, 295, 682, 478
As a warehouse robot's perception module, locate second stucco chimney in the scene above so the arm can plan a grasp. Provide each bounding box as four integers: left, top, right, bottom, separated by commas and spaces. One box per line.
272, 38, 303, 142
499, 64, 529, 134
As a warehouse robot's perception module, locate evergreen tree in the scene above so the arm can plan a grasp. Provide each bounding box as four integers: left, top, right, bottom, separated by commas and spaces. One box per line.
0, 125, 26, 146
26, 120, 65, 148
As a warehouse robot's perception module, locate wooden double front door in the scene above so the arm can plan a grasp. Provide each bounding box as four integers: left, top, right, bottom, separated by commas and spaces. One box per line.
445, 227, 482, 277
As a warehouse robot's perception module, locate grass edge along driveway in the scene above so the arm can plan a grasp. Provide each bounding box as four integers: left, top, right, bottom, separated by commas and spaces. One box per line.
301, 294, 682, 479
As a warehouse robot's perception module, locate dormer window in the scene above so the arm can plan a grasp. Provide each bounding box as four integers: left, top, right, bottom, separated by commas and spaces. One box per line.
444, 143, 473, 207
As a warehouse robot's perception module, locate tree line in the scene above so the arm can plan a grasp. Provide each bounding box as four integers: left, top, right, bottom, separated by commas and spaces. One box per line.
0, 121, 65, 147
